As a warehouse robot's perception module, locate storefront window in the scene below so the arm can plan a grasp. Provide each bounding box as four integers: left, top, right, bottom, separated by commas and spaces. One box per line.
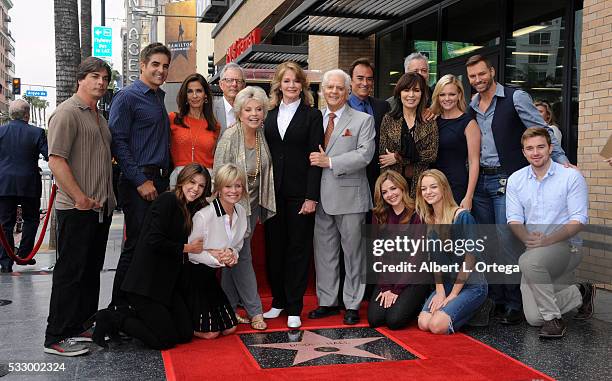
406, 12, 438, 87
441, 0, 500, 60
505, 0, 566, 131
569, 2, 583, 161
376, 27, 404, 99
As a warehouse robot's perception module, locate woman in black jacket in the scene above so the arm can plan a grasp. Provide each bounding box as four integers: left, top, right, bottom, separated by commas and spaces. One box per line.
263, 61, 324, 329
93, 164, 210, 349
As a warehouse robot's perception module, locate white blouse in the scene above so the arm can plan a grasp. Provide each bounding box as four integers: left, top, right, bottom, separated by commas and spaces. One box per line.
277, 98, 301, 139
188, 198, 248, 267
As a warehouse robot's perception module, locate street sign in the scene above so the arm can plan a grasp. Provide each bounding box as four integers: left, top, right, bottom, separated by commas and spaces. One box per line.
25, 90, 47, 97
93, 26, 112, 57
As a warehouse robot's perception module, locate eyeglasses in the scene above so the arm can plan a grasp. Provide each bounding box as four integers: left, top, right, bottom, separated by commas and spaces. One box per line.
222, 78, 245, 85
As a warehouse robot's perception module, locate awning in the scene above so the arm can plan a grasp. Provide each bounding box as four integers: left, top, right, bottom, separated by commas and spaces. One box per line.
274, 0, 431, 37
233, 44, 308, 70
209, 44, 310, 83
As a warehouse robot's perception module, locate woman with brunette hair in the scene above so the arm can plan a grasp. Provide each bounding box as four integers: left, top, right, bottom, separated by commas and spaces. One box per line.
368, 170, 431, 330
185, 163, 249, 339
431, 74, 480, 209
93, 164, 211, 349
415, 169, 487, 335
169, 73, 219, 187
379, 72, 438, 198
213, 86, 275, 330
263, 61, 324, 329
534, 100, 562, 145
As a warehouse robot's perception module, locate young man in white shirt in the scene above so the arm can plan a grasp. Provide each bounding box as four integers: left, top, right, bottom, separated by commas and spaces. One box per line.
506, 127, 595, 338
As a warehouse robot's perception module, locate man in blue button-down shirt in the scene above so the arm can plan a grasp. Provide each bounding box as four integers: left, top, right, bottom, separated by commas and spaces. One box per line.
506, 127, 594, 338
465, 54, 571, 324
109, 43, 172, 306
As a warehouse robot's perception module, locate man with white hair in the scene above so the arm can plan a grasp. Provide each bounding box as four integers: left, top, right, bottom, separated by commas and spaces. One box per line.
309, 69, 375, 325
404, 52, 430, 82
214, 62, 246, 137
0, 99, 48, 273
389, 52, 435, 120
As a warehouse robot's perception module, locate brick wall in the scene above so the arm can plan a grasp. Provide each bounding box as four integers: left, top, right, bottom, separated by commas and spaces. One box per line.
577, 0, 612, 290
338, 36, 375, 73
308, 35, 375, 107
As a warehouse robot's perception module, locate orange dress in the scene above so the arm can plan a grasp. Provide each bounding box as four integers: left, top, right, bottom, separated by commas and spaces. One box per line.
169, 112, 219, 169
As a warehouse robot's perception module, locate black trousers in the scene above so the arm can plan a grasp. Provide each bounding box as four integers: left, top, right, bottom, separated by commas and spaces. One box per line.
367, 285, 431, 330
110, 174, 168, 306
45, 208, 112, 346
264, 196, 314, 316
124, 292, 192, 350
0, 196, 40, 270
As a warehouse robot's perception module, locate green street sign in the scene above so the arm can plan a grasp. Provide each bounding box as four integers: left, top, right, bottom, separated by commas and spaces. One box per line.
93, 26, 112, 57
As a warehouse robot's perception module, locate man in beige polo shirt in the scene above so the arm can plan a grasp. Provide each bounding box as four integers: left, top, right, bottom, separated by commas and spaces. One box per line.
44, 57, 116, 357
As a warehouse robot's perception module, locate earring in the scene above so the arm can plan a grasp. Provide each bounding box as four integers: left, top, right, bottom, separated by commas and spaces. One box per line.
204, 98, 208, 103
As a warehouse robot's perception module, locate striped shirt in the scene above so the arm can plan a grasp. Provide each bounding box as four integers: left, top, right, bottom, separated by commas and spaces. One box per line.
109, 79, 170, 187
47, 94, 116, 214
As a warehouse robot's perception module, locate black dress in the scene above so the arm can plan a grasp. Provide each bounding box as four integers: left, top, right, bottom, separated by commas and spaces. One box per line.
185, 262, 238, 333
434, 113, 473, 204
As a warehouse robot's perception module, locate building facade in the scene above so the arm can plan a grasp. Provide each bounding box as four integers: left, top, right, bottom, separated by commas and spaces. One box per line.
0, 0, 14, 119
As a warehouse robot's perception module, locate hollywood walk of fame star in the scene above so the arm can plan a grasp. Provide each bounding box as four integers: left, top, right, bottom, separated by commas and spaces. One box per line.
250, 330, 387, 366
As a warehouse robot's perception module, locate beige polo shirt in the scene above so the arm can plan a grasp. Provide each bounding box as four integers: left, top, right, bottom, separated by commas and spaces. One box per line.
48, 94, 116, 214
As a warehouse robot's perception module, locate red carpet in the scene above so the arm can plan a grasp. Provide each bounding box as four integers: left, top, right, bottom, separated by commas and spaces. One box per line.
162, 225, 554, 381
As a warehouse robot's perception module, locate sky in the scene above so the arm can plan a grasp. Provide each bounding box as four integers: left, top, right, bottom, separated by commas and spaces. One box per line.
10, 0, 125, 114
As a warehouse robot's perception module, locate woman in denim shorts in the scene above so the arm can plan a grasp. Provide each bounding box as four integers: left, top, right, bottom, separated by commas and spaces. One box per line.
415, 169, 487, 334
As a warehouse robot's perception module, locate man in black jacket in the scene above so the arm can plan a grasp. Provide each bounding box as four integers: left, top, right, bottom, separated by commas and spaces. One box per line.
347, 58, 391, 195
0, 99, 48, 273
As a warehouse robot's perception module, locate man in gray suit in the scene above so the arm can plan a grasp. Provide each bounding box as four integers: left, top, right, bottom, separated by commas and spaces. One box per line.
213, 62, 246, 137
309, 69, 375, 325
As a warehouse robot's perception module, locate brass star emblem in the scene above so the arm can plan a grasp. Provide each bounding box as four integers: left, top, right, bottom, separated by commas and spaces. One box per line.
250, 330, 387, 366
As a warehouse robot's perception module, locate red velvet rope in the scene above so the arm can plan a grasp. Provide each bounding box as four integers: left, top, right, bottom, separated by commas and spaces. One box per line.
0, 184, 57, 265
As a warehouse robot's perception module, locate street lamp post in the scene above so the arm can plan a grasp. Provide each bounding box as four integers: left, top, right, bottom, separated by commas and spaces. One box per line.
101, 0, 105, 26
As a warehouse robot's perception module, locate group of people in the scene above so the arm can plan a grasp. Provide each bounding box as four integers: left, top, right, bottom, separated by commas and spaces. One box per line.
15, 41, 597, 357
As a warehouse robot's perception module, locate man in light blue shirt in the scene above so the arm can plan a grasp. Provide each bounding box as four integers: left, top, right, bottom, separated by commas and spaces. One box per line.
506, 127, 594, 338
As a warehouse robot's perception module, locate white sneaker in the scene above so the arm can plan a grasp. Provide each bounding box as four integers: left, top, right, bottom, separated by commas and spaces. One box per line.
287, 316, 302, 328
263, 308, 283, 319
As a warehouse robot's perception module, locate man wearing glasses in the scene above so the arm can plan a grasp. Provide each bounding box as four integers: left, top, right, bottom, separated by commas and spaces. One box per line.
214, 62, 246, 137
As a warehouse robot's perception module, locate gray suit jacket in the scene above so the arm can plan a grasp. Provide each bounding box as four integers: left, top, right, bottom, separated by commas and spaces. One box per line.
213, 98, 228, 137
319, 105, 375, 215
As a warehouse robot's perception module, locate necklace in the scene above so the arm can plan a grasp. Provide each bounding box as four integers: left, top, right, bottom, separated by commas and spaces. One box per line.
247, 131, 261, 188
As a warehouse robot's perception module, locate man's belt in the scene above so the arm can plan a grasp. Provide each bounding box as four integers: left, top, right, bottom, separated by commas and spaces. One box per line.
141, 165, 169, 178
479, 166, 504, 175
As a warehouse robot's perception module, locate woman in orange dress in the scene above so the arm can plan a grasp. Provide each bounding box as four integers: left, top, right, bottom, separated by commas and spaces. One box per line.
169, 73, 219, 188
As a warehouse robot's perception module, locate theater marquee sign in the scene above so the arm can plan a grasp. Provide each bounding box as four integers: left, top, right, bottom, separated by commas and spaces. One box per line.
125, 0, 142, 85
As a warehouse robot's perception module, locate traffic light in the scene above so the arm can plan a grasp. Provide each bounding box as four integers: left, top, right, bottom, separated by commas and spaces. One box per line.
12, 77, 20, 95
207, 54, 215, 75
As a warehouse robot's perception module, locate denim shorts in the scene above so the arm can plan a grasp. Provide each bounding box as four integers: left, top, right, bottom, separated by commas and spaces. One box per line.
421, 283, 488, 333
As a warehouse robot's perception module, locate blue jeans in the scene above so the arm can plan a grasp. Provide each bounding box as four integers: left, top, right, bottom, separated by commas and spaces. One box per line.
422, 283, 488, 333
471, 173, 522, 311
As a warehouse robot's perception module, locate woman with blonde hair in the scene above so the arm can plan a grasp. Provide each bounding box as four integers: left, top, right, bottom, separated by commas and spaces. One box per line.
213, 86, 275, 330
430, 74, 480, 209
368, 170, 431, 330
415, 169, 487, 334
263, 62, 323, 329
185, 163, 249, 339
379, 72, 438, 198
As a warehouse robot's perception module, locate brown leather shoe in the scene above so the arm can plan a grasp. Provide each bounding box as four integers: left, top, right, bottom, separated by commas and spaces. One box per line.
574, 283, 595, 320
539, 318, 566, 338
